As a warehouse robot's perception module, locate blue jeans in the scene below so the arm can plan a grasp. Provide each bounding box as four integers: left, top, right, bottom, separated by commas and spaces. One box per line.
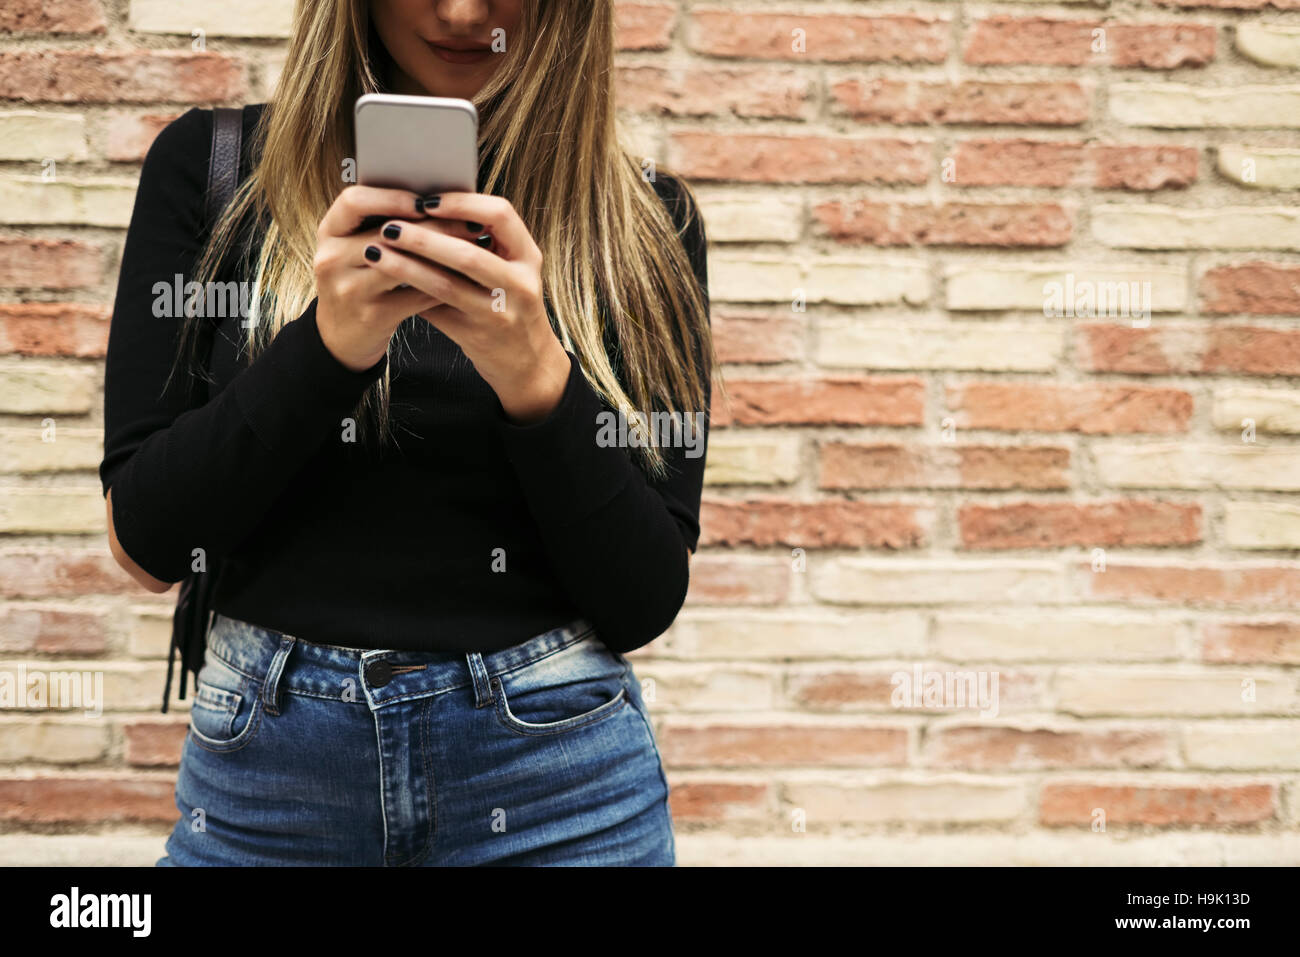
158, 612, 675, 865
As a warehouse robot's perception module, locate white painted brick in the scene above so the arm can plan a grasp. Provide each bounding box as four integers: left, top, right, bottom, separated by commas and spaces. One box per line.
816, 320, 1061, 371
1216, 144, 1300, 190
1055, 668, 1296, 716
0, 176, 135, 227
945, 262, 1186, 313
933, 612, 1181, 661
0, 112, 87, 162
1111, 84, 1300, 128
1093, 444, 1300, 491
1212, 386, 1300, 434
660, 610, 928, 659
1183, 721, 1300, 769
1224, 502, 1300, 549
812, 559, 1065, 605
703, 432, 800, 485
1235, 22, 1300, 68
129, 0, 294, 37
1093, 205, 1300, 250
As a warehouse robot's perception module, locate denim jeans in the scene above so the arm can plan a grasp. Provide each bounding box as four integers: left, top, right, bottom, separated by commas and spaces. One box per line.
157, 612, 675, 866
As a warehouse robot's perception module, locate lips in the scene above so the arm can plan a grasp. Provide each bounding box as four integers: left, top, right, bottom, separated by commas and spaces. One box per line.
426, 40, 493, 64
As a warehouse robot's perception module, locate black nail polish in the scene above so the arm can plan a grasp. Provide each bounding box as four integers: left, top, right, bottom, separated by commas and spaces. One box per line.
382, 223, 401, 240
474, 233, 493, 248
466, 221, 483, 233
418, 194, 441, 212
364, 245, 381, 262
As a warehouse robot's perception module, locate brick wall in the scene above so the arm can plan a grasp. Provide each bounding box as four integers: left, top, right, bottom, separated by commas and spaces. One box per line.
1, 0, 1298, 865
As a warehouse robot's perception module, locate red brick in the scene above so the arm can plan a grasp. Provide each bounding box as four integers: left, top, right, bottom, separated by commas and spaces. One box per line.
0, 239, 105, 290
0, 606, 107, 655
659, 722, 908, 767
1200, 262, 1300, 315
1040, 783, 1275, 826
813, 201, 1072, 246
927, 726, 1170, 770
683, 557, 791, 605
713, 309, 804, 364
666, 780, 772, 821
103, 110, 181, 162
616, 66, 812, 119
819, 442, 1070, 490
951, 140, 1085, 187
123, 720, 189, 767
964, 18, 1215, 69
1077, 324, 1300, 376
0, 776, 175, 824
1204, 327, 1300, 374
1092, 145, 1198, 190
946, 383, 1193, 433
1202, 621, 1300, 664
1080, 563, 1300, 606
0, 0, 105, 33
832, 78, 1090, 126
0, 304, 109, 357
0, 51, 246, 103
669, 131, 929, 184
689, 11, 949, 62
960, 501, 1202, 549
700, 499, 925, 549
715, 378, 925, 427
954, 142, 1197, 190
0, 550, 151, 599
614, 1, 676, 50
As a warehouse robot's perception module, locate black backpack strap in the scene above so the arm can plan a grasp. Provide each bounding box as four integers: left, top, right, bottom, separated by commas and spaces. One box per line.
206, 107, 244, 228
161, 107, 245, 714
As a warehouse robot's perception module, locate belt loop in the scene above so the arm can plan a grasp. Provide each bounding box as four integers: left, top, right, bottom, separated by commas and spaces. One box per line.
261, 635, 296, 716
465, 651, 493, 709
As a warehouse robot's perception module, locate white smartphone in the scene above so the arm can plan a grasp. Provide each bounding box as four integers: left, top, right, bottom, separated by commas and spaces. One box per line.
354, 93, 478, 196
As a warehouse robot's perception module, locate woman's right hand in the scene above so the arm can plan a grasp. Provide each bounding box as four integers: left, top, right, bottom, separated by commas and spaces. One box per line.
313, 185, 454, 372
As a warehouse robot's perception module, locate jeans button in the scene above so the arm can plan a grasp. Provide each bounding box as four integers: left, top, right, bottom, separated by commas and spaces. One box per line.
366, 659, 393, 687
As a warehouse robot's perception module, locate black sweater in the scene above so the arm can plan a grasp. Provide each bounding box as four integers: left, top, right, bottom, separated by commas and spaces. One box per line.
99, 104, 711, 655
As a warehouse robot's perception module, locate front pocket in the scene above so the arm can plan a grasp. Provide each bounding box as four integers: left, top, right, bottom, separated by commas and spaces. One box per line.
491, 635, 630, 736
188, 652, 263, 752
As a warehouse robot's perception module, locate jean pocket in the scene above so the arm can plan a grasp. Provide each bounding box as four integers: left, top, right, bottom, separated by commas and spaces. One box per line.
491, 631, 630, 736
188, 649, 263, 753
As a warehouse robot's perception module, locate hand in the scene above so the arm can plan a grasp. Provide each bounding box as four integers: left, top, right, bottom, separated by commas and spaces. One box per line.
368, 192, 571, 424
312, 185, 465, 372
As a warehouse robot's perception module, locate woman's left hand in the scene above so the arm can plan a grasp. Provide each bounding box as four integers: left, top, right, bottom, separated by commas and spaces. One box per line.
369, 192, 572, 425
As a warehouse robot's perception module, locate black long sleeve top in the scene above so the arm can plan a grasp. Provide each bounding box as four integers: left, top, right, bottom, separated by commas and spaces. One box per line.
99, 104, 711, 655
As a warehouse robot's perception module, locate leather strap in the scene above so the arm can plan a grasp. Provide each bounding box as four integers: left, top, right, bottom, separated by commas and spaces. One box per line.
205, 106, 243, 229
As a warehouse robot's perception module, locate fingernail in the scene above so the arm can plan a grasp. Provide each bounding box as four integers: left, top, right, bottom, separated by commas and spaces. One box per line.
474, 233, 493, 248
418, 194, 441, 213
382, 223, 402, 240
364, 245, 381, 262
466, 221, 483, 233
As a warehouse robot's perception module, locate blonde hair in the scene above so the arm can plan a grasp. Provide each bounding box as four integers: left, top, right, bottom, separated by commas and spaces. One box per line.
173, 0, 717, 478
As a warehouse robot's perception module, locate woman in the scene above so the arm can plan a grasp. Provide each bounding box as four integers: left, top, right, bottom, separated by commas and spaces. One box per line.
99, 0, 714, 866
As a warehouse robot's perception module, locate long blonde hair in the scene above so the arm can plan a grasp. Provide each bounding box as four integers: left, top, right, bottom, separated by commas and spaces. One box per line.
172, 0, 716, 478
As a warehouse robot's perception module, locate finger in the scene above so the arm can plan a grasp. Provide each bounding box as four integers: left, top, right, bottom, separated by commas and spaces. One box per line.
320, 185, 424, 239
379, 285, 441, 318
321, 218, 470, 281
362, 242, 494, 314
416, 192, 541, 267
375, 219, 511, 291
